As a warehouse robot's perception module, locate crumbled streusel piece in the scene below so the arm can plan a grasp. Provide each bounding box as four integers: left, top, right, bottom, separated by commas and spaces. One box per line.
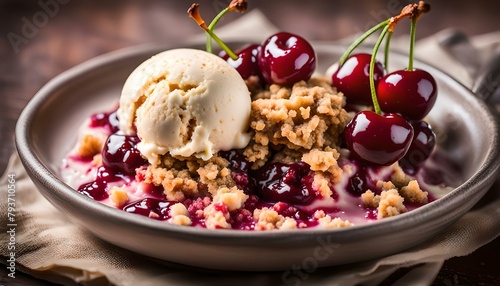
76, 133, 105, 158
361, 190, 379, 208
377, 189, 406, 219
169, 203, 192, 226
204, 204, 231, 229
254, 208, 285, 231
400, 180, 428, 204
109, 186, 128, 208
212, 186, 248, 211
377, 180, 396, 191
362, 186, 407, 219
313, 210, 352, 227
363, 178, 427, 218
302, 147, 343, 184
317, 215, 353, 228
312, 173, 333, 199
139, 166, 200, 201
279, 217, 298, 230
243, 142, 270, 169
391, 163, 412, 188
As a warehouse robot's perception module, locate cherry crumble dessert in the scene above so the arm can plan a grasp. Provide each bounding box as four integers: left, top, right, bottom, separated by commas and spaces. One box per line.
61, 1, 458, 231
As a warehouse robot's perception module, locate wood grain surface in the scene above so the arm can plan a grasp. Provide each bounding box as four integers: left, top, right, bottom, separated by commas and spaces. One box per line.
1, 0, 499, 285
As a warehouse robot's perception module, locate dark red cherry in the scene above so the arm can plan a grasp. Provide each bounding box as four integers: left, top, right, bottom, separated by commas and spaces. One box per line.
399, 121, 436, 171
377, 69, 437, 121
254, 162, 316, 205
344, 111, 414, 166
102, 134, 147, 175
219, 44, 261, 79
258, 32, 316, 86
331, 53, 384, 105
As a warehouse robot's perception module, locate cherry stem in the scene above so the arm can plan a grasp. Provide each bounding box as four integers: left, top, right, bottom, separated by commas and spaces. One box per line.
408, 18, 417, 70
384, 31, 392, 74
339, 19, 390, 66
188, 3, 238, 60
206, 30, 238, 60
206, 7, 230, 54
370, 25, 390, 115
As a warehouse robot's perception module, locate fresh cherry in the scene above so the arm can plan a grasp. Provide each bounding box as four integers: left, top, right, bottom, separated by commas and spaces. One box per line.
399, 121, 436, 171
331, 53, 384, 105
254, 161, 316, 205
219, 44, 261, 79
258, 32, 316, 86
377, 69, 437, 121
102, 134, 147, 175
344, 111, 414, 166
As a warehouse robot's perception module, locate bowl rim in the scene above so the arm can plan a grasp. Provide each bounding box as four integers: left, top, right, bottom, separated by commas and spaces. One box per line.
15, 41, 500, 245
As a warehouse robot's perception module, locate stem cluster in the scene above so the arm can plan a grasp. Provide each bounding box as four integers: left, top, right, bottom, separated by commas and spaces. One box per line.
188, 1, 248, 60
338, 1, 430, 115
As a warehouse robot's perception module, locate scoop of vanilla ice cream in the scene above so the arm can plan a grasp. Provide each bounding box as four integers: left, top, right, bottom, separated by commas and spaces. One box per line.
118, 48, 252, 165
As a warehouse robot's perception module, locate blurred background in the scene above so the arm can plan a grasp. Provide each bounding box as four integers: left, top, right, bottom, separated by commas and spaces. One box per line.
0, 0, 499, 284
1, 0, 500, 173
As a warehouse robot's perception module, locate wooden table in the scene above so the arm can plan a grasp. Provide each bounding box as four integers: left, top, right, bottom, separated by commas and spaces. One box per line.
1, 0, 499, 285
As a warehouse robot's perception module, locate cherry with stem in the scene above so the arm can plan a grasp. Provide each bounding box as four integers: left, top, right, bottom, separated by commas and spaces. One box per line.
188, 3, 241, 60
205, 0, 248, 54
343, 2, 433, 166
188, 2, 262, 79
377, 2, 436, 121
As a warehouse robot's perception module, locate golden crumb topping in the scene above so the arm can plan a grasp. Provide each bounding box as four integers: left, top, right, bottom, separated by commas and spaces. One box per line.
76, 133, 105, 158
400, 180, 428, 204
109, 186, 129, 208
249, 77, 349, 150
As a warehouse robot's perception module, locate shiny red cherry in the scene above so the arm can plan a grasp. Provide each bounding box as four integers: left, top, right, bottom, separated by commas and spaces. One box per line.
399, 121, 436, 171
331, 53, 385, 105
377, 69, 437, 121
102, 134, 147, 175
258, 32, 316, 86
219, 44, 261, 79
344, 111, 414, 166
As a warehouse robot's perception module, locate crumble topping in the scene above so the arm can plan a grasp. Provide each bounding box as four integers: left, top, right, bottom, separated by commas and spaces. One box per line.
377, 189, 406, 219
312, 173, 334, 199
254, 208, 286, 231
302, 147, 343, 184
400, 180, 428, 204
249, 77, 349, 151
212, 186, 248, 211
169, 203, 192, 226
361, 178, 429, 219
204, 204, 231, 229
314, 210, 353, 228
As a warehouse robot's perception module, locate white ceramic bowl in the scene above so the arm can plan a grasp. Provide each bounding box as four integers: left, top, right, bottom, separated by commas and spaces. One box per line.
15, 42, 500, 271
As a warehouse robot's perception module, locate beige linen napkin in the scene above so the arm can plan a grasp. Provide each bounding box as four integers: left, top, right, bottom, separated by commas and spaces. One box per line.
1, 10, 500, 286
